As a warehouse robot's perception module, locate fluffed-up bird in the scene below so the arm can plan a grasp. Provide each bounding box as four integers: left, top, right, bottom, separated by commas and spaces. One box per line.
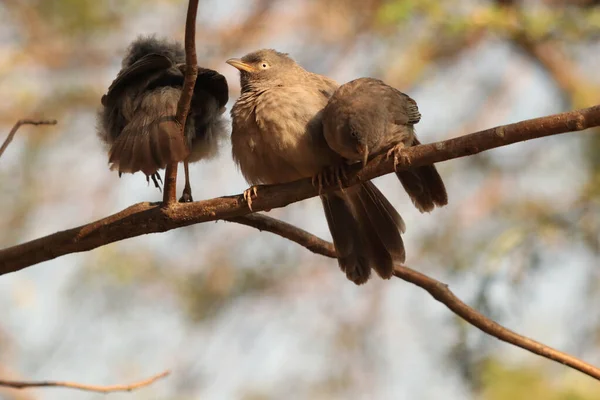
322, 77, 448, 213
97, 36, 229, 201
227, 49, 406, 285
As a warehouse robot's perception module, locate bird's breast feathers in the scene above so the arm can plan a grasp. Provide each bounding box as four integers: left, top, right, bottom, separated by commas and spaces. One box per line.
231, 86, 333, 183
233, 87, 324, 150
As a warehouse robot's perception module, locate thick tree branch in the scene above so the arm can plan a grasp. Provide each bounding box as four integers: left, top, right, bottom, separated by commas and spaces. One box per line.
0, 370, 169, 394
0, 105, 599, 274
163, 0, 200, 204
0, 119, 57, 159
229, 215, 600, 381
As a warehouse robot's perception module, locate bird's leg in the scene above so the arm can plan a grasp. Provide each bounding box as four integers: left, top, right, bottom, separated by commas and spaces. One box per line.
311, 170, 325, 194
386, 143, 411, 172
179, 160, 193, 203
243, 186, 259, 211
330, 164, 349, 192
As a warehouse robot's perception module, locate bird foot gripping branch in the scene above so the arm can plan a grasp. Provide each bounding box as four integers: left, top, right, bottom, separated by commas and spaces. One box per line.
243, 186, 259, 211
386, 143, 412, 171
311, 164, 349, 194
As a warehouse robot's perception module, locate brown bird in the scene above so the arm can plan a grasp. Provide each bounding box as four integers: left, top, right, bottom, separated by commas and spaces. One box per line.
322, 77, 447, 213
227, 50, 405, 285
97, 36, 229, 201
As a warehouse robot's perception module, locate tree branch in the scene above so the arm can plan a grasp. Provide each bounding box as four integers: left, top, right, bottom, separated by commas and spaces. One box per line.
162, 0, 200, 205
0, 105, 599, 274
228, 214, 337, 257
0, 370, 170, 394
0, 119, 57, 159
390, 266, 600, 381
229, 214, 600, 381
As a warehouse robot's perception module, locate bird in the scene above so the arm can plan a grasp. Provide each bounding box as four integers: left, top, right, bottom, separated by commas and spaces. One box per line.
97, 36, 229, 201
322, 77, 448, 213
227, 49, 406, 285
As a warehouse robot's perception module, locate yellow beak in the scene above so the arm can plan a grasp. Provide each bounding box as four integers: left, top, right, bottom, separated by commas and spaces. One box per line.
226, 58, 255, 72
357, 143, 369, 168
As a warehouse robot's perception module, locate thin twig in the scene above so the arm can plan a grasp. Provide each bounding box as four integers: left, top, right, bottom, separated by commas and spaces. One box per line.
0, 370, 170, 394
1, 105, 598, 274
390, 266, 600, 381
162, 0, 200, 205
230, 214, 600, 381
228, 214, 337, 257
0, 119, 57, 159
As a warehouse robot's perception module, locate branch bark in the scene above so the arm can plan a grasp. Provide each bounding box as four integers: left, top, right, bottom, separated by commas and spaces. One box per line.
1, 105, 599, 274
162, 0, 200, 205
0, 370, 169, 394
0, 119, 57, 159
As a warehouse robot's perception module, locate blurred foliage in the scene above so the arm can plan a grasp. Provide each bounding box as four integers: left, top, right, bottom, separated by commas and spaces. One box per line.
77, 244, 291, 323
377, 0, 600, 40
481, 359, 599, 400
37, 1, 124, 35
8, 0, 146, 36
176, 258, 286, 322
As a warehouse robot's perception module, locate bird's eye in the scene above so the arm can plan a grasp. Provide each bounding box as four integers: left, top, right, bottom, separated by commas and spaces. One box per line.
350, 131, 358, 138
260, 62, 269, 69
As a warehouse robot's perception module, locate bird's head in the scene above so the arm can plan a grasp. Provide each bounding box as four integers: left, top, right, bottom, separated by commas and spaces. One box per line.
226, 49, 305, 92
123, 36, 184, 68
341, 118, 372, 168
323, 102, 385, 168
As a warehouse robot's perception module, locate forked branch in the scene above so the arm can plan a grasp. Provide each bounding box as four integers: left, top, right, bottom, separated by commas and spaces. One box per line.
1, 105, 599, 274
1, 105, 599, 385
0, 119, 57, 159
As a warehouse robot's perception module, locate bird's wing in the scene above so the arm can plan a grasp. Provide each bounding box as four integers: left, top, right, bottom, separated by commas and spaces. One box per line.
195, 67, 229, 109
102, 53, 174, 106
387, 87, 421, 126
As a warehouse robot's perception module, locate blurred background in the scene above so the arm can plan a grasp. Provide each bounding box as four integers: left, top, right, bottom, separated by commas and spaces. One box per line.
1, 0, 599, 399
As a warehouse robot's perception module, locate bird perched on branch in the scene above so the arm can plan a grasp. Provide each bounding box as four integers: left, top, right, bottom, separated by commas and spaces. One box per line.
227, 49, 406, 285
322, 77, 448, 213
97, 36, 229, 201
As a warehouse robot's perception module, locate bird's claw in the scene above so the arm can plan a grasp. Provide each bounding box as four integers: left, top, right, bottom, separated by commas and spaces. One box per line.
179, 190, 193, 203
147, 173, 163, 192
386, 143, 411, 172
312, 164, 348, 194
311, 173, 324, 194
244, 186, 259, 211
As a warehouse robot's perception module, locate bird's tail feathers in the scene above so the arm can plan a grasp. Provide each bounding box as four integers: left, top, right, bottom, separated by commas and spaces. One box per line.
108, 116, 189, 176
321, 182, 406, 285
395, 137, 448, 213
321, 193, 372, 285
